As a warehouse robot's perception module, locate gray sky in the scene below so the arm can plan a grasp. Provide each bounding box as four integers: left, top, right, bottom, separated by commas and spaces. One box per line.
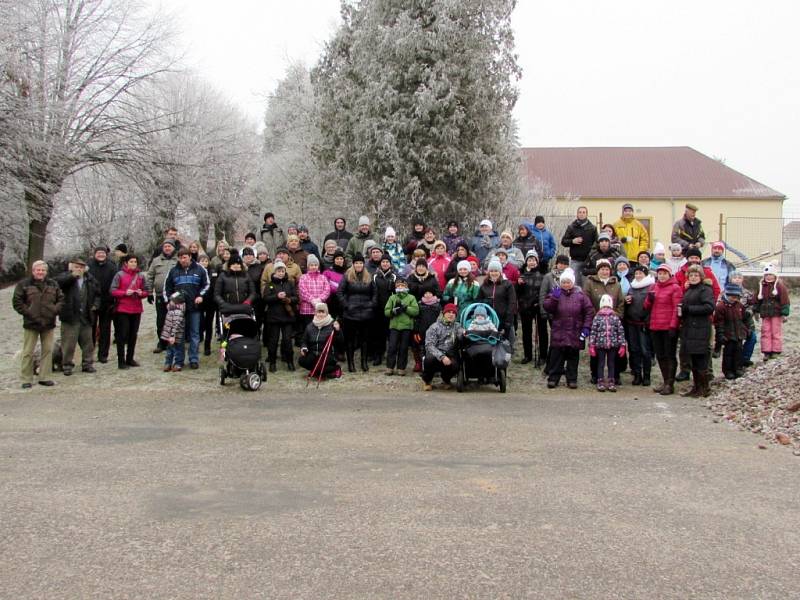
157, 0, 800, 215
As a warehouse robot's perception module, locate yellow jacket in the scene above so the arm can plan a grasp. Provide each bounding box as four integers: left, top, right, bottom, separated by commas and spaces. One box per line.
613, 217, 649, 261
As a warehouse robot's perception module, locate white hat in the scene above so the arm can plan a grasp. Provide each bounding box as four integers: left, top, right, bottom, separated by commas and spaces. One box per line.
358, 215, 370, 227
479, 219, 493, 229
654, 242, 666, 255
560, 268, 575, 284
487, 259, 502, 272
273, 259, 286, 270
763, 262, 778, 276
306, 254, 320, 267
669, 242, 682, 253
526, 249, 539, 260
457, 260, 471, 272
385, 226, 396, 239
600, 294, 614, 310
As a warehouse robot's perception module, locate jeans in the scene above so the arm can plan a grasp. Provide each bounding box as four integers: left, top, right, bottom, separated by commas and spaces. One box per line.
626, 323, 653, 376
742, 329, 757, 362
165, 344, 179, 367
174, 309, 201, 366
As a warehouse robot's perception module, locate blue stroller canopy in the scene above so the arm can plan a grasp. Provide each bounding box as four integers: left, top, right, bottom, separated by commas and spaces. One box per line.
460, 302, 502, 346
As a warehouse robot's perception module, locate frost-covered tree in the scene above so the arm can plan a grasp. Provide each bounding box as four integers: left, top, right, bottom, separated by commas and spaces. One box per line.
312, 0, 521, 228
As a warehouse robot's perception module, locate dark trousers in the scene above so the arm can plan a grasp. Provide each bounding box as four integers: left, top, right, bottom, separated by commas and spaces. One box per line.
596, 348, 617, 381
627, 323, 652, 376
547, 346, 580, 384
386, 329, 411, 370
155, 299, 168, 349
298, 351, 338, 375
370, 315, 390, 359
688, 352, 709, 372
91, 308, 113, 361
265, 322, 294, 363
113, 312, 141, 363
722, 340, 743, 376
421, 354, 458, 384
651, 330, 678, 362
680, 331, 713, 375
344, 319, 371, 355
520, 309, 549, 362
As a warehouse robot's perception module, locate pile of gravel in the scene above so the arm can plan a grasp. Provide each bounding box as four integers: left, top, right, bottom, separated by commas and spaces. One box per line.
706, 352, 800, 454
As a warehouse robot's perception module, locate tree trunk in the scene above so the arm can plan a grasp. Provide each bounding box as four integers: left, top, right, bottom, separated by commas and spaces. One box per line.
27, 218, 49, 268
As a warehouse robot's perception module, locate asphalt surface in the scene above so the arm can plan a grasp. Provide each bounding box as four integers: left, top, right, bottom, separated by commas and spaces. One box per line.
1, 385, 798, 599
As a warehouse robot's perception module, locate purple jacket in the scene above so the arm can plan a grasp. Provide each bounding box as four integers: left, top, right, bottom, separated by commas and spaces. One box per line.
543, 287, 595, 348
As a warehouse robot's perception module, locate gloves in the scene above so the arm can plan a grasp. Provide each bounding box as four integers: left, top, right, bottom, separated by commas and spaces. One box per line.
618, 346, 627, 358
589, 345, 597, 357
392, 304, 405, 316
551, 287, 562, 299
147, 294, 155, 305
579, 327, 590, 341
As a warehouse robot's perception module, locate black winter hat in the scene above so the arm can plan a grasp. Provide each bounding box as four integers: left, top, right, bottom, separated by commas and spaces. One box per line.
380, 252, 392, 263
633, 264, 649, 275
415, 257, 428, 268
352, 252, 365, 263
534, 215, 545, 225
686, 247, 702, 259
447, 220, 459, 229
555, 254, 570, 266
114, 243, 128, 253
333, 249, 345, 259
241, 247, 255, 256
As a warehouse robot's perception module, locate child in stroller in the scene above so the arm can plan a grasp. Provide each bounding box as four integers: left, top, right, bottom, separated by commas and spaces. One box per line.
456, 303, 511, 393
219, 309, 267, 391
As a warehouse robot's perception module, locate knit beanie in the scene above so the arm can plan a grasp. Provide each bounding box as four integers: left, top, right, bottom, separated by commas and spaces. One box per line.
724, 283, 742, 297
653, 242, 666, 255
358, 215, 370, 227
306, 254, 320, 267
560, 268, 575, 284
487, 259, 503, 272
457, 260, 471, 272
599, 294, 614, 310
385, 226, 396, 240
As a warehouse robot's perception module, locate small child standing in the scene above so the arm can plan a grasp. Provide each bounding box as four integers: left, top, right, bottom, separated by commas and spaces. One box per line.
589, 294, 627, 392
728, 270, 757, 366
713, 283, 754, 380
383, 278, 419, 376
754, 263, 791, 361
161, 292, 186, 372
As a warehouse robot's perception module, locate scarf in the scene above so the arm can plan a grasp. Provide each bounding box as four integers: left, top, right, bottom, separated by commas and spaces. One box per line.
421, 294, 439, 306
312, 312, 334, 328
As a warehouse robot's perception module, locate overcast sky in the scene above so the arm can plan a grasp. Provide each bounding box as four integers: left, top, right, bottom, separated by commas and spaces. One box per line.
155, 0, 800, 215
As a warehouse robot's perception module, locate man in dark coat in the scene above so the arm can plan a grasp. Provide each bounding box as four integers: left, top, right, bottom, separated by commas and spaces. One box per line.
323, 217, 353, 251
671, 203, 705, 256
54, 257, 101, 375
560, 206, 598, 286
298, 225, 320, 260
259, 212, 286, 259
86, 245, 117, 363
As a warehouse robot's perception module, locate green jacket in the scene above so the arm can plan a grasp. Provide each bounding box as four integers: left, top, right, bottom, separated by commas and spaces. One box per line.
384, 292, 420, 331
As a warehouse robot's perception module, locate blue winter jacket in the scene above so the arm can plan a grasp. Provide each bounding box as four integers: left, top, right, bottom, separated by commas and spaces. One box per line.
163, 261, 211, 311
531, 226, 556, 262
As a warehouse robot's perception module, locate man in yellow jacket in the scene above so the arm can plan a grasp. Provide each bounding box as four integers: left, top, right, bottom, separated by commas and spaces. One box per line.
613, 203, 650, 261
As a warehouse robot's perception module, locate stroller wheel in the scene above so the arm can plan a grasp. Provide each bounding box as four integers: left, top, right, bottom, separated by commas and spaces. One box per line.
219, 366, 226, 386
498, 369, 507, 393
241, 372, 261, 391
456, 366, 465, 393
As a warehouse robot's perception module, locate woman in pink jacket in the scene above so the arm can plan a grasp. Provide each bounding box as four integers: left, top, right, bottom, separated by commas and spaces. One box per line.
427, 240, 451, 291
643, 263, 683, 395
110, 254, 149, 369
297, 254, 331, 342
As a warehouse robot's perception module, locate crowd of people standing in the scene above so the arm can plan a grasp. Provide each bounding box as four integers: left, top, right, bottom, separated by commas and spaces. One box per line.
12, 204, 791, 394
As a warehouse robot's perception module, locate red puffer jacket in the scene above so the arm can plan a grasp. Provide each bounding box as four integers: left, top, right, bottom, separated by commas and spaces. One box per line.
644, 276, 683, 331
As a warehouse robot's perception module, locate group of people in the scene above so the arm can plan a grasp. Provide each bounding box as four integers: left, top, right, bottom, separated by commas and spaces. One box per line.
12, 204, 791, 394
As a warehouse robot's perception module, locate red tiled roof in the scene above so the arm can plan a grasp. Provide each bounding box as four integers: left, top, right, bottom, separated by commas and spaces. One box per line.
521, 146, 785, 200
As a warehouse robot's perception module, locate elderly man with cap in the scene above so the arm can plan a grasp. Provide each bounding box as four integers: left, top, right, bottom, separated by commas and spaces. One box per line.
259, 212, 286, 259
146, 238, 178, 353
345, 215, 380, 264
702, 241, 736, 290
561, 206, 598, 287
469, 219, 500, 265
613, 203, 650, 261
53, 257, 100, 376
86, 244, 118, 363
421, 303, 465, 391
671, 203, 705, 256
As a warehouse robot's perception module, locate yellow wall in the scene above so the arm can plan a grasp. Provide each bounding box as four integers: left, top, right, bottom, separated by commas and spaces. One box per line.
573, 198, 784, 261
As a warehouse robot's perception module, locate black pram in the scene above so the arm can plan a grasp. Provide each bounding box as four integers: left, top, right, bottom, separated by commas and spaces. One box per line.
219, 311, 267, 391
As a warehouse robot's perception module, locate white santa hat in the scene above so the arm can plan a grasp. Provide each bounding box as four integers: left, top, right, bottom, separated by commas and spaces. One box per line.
599, 294, 614, 310
560, 268, 575, 284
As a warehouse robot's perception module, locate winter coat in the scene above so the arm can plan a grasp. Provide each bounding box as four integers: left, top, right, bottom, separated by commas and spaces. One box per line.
259, 223, 286, 258
146, 252, 177, 296
427, 255, 451, 291
54, 272, 100, 325
262, 276, 297, 324
323, 268, 345, 294
469, 230, 500, 264
666, 255, 687, 275
160, 302, 186, 342
517, 267, 544, 314
624, 275, 655, 325
754, 279, 790, 318
345, 230, 380, 263
323, 221, 353, 250
110, 266, 148, 314
424, 316, 465, 360
442, 276, 480, 317
531, 227, 556, 263
582, 247, 621, 276
287, 248, 309, 273
644, 276, 683, 331
13, 276, 64, 332
163, 261, 210, 311
612, 217, 650, 261
403, 231, 426, 257
561, 219, 598, 262
86, 258, 118, 311
671, 216, 705, 254
408, 271, 440, 300
337, 272, 377, 322
582, 275, 625, 318
297, 271, 332, 315
300, 239, 320, 261
680, 282, 715, 354
702, 256, 735, 290
247, 262, 266, 299
415, 300, 441, 338
539, 268, 564, 317
302, 321, 339, 356
714, 298, 753, 345
384, 292, 420, 331
676, 264, 721, 300
373, 268, 397, 314
512, 225, 543, 261
214, 269, 256, 312
478, 277, 517, 328
383, 242, 406, 272
589, 308, 627, 350
543, 287, 595, 349
443, 233, 466, 256
486, 245, 524, 269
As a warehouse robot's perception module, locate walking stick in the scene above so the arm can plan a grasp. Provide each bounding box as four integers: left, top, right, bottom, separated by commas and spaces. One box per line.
306, 329, 336, 387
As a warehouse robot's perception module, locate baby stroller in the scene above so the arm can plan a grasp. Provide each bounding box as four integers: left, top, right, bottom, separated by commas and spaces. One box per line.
219, 310, 268, 391
456, 303, 512, 393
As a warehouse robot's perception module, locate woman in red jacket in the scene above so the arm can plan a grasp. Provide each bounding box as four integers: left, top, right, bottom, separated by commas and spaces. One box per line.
644, 263, 683, 395
110, 255, 149, 369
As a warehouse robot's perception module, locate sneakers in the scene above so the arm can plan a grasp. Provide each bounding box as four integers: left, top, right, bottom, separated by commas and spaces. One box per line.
607, 381, 617, 393
597, 381, 606, 392
422, 382, 433, 392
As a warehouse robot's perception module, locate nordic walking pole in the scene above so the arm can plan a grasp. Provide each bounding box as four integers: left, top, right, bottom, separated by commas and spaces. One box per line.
316, 330, 336, 388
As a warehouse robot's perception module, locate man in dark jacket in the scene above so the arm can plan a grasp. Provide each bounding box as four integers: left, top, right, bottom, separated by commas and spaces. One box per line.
54, 257, 101, 375
163, 248, 210, 369
671, 203, 705, 256
323, 217, 353, 251
13, 260, 64, 388
298, 225, 320, 260
561, 206, 598, 286
259, 212, 286, 259
86, 245, 117, 363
